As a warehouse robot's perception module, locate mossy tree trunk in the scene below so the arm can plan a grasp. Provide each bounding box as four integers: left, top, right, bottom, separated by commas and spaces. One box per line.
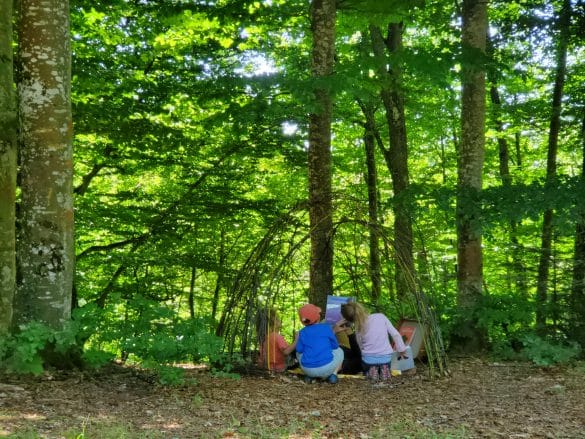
0, 0, 17, 333
308, 0, 336, 310
453, 0, 488, 353
14, 0, 74, 331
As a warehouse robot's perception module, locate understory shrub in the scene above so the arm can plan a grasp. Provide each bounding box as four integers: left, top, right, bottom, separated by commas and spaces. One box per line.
73, 297, 234, 383
519, 334, 581, 366
0, 321, 83, 374
1, 298, 236, 383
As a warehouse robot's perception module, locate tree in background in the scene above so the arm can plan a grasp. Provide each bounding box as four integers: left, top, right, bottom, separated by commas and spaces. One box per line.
369, 22, 415, 301
453, 0, 488, 352
0, 0, 578, 375
358, 100, 383, 303
308, 0, 336, 309
535, 0, 572, 335
0, 0, 17, 333
486, 29, 528, 299
571, 110, 585, 347
13, 0, 74, 330
569, 1, 585, 344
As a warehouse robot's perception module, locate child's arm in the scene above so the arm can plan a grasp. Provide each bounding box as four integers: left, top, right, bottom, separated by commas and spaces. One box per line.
282, 331, 299, 356
332, 319, 349, 334
386, 317, 408, 354
294, 330, 304, 354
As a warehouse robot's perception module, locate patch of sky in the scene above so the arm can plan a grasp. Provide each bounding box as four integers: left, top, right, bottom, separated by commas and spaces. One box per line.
282, 121, 298, 136
235, 52, 278, 77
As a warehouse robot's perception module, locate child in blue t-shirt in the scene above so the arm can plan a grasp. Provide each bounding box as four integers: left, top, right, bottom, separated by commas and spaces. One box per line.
296, 303, 344, 384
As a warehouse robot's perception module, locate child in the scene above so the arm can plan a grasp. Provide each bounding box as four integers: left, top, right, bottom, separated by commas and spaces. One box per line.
257, 309, 297, 373
340, 302, 408, 382
336, 325, 363, 375
295, 303, 344, 384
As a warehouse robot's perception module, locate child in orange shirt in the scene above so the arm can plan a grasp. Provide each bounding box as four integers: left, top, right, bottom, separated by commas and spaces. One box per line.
257, 309, 298, 373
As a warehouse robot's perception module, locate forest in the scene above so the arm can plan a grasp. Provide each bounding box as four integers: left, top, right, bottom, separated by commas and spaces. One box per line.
1, 0, 585, 390
2, 0, 585, 437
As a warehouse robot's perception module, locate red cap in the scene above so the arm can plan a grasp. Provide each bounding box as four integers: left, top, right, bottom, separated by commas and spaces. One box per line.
298, 304, 321, 325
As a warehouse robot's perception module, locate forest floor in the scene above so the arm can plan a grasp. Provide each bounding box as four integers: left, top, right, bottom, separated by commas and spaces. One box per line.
1, 356, 584, 439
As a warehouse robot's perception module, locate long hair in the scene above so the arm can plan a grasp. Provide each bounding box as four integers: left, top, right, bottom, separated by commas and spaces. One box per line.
340, 302, 369, 333
255, 307, 282, 370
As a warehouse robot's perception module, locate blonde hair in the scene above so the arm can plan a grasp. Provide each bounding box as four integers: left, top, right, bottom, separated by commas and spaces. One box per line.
340, 302, 369, 333
256, 307, 281, 343
266, 308, 282, 332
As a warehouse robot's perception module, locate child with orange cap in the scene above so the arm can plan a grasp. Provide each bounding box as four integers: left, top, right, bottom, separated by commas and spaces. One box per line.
296, 303, 344, 384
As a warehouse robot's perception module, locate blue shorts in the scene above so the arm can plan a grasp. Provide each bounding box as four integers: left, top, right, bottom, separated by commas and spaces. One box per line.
297, 347, 344, 378
362, 354, 392, 365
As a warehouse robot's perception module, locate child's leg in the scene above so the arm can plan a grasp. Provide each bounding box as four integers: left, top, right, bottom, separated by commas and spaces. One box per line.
380, 363, 391, 381
366, 364, 379, 382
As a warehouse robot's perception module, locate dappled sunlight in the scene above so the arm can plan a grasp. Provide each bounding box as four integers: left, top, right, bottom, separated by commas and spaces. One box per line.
2, 359, 584, 437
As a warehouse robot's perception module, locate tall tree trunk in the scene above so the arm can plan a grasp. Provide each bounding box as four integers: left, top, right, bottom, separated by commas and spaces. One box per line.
0, 0, 17, 333
360, 102, 382, 303
211, 228, 226, 322
570, 111, 585, 347
369, 22, 415, 299
308, 0, 336, 309
535, 0, 571, 336
487, 36, 527, 298
453, 0, 488, 352
515, 131, 522, 168
14, 0, 74, 330
358, 78, 450, 379
189, 265, 196, 319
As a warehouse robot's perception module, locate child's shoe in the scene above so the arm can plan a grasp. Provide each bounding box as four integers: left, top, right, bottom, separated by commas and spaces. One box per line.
380, 364, 391, 381
326, 374, 338, 384
367, 365, 379, 382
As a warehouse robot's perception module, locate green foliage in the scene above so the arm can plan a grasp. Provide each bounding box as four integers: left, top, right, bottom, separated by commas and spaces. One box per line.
209, 352, 244, 379
450, 294, 582, 367
519, 335, 581, 367
0, 323, 71, 374
0, 302, 234, 383
477, 295, 533, 338
151, 364, 185, 386
81, 349, 116, 369
73, 297, 232, 384
62, 0, 585, 366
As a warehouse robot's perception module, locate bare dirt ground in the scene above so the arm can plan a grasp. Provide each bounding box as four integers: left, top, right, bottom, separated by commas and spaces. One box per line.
1, 357, 584, 438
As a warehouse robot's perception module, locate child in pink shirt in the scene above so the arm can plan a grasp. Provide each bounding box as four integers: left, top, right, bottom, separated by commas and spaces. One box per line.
340, 302, 408, 382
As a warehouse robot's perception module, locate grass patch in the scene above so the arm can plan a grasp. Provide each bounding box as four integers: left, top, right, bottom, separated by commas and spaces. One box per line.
373, 420, 468, 438
6, 421, 165, 439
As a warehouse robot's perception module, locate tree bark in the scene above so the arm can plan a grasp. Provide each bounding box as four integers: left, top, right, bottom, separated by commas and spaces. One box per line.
570, 111, 585, 347
0, 0, 17, 333
535, 0, 570, 336
189, 266, 196, 319
453, 0, 488, 352
487, 35, 527, 298
308, 0, 336, 309
211, 228, 226, 322
14, 0, 74, 330
369, 23, 415, 299
360, 102, 382, 303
